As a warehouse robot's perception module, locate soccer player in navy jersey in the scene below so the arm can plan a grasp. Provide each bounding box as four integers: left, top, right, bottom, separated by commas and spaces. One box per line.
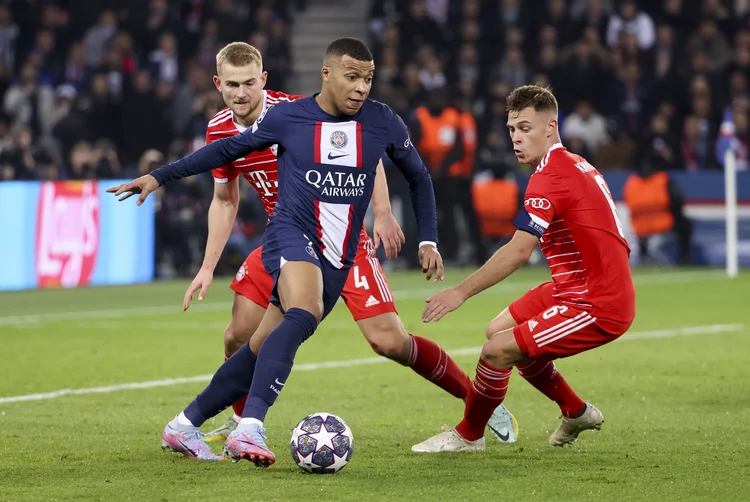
109, 38, 450, 466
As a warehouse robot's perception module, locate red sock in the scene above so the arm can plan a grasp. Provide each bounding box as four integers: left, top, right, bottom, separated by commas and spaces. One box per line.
408, 335, 470, 400
455, 358, 512, 441
225, 352, 248, 418
517, 360, 585, 418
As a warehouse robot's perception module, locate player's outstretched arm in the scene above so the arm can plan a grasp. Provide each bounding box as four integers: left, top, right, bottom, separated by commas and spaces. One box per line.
422, 230, 537, 323
107, 106, 285, 205
384, 108, 442, 281
371, 160, 405, 259
184, 177, 240, 310
149, 132, 264, 186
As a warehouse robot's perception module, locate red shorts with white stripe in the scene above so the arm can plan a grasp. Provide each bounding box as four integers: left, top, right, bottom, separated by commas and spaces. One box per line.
230, 236, 397, 321
508, 282, 630, 360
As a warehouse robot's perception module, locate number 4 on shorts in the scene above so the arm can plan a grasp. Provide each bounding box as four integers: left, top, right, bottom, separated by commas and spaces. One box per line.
353, 266, 369, 290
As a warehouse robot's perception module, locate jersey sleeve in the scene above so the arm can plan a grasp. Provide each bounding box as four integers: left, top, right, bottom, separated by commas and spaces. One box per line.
513, 172, 570, 238
207, 130, 240, 184
151, 104, 286, 186
383, 106, 438, 245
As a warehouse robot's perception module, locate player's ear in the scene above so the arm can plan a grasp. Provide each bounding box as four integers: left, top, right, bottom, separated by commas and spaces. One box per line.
212, 75, 221, 91
321, 65, 330, 83
260, 71, 268, 87
547, 117, 558, 137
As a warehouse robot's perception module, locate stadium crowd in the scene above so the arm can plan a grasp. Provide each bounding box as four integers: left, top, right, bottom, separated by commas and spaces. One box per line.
0, 0, 744, 274
0, 0, 298, 276
369, 0, 750, 176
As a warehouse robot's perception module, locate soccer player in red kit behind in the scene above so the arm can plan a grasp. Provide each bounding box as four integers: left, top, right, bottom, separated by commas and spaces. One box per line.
412, 85, 636, 453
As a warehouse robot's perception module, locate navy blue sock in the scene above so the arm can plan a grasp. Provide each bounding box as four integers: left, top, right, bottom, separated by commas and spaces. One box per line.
243, 308, 318, 421
183, 343, 258, 427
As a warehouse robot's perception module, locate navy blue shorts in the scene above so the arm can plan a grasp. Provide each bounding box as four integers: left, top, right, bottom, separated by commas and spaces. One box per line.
261, 221, 350, 320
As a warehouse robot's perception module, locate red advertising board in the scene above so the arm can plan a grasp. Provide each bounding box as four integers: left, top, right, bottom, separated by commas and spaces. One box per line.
35, 181, 100, 288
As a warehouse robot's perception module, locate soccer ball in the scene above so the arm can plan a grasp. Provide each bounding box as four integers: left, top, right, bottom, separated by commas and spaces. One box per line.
290, 412, 354, 474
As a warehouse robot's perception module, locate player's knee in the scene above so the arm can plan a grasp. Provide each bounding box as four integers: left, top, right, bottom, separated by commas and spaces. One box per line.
283, 296, 323, 323
486, 321, 508, 340
302, 301, 324, 323
361, 314, 409, 362
485, 323, 497, 340
368, 329, 409, 361
223, 326, 248, 355
486, 309, 515, 340
481, 338, 515, 368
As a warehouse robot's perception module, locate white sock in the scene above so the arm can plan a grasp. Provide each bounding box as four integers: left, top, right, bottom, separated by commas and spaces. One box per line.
239, 417, 263, 428
232, 413, 242, 423
176, 411, 194, 427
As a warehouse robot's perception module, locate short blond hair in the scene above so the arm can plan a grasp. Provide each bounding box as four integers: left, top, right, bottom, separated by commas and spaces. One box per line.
216, 42, 263, 74
506, 85, 558, 115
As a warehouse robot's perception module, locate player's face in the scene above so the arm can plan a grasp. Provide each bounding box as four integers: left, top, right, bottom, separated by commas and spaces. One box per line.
507, 107, 558, 166
214, 62, 267, 121
325, 55, 374, 115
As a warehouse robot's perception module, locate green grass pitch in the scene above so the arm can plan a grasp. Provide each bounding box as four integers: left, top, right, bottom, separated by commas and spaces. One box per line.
1, 267, 749, 501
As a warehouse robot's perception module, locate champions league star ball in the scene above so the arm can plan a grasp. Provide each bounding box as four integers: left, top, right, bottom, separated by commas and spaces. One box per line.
290, 412, 354, 473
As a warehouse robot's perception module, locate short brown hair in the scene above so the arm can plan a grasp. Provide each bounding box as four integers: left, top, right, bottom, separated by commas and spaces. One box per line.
216, 42, 262, 73
506, 85, 558, 114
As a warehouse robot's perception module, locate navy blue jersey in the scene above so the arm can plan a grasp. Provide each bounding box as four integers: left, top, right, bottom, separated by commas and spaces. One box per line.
152, 95, 438, 269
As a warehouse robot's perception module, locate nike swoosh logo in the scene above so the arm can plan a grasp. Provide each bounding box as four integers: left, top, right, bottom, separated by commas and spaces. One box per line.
274, 378, 285, 386
176, 438, 197, 457
327, 152, 349, 160
487, 423, 510, 442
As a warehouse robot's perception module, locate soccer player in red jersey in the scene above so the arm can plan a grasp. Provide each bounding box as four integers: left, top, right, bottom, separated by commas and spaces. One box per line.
177, 43, 518, 446
412, 85, 636, 453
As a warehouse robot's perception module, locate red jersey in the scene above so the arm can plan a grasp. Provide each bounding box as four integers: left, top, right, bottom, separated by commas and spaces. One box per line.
519, 143, 635, 324
208, 90, 304, 214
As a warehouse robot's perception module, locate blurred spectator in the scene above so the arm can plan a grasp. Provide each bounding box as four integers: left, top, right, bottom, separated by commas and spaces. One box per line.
0, 5, 19, 70
561, 100, 610, 157
3, 62, 54, 137
623, 160, 693, 264
686, 18, 732, 75
398, 0, 446, 59
606, 0, 655, 50
83, 10, 118, 69
148, 32, 179, 84
614, 62, 650, 136
644, 112, 682, 170
681, 114, 715, 171
409, 86, 485, 265
716, 102, 750, 171
492, 46, 528, 90
262, 17, 292, 90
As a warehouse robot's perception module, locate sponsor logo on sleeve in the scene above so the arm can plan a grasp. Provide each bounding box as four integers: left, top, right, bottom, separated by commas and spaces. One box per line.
524, 197, 551, 210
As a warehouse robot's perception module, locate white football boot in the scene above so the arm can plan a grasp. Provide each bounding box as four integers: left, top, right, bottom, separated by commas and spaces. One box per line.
487, 404, 518, 444
411, 426, 486, 453
548, 403, 604, 446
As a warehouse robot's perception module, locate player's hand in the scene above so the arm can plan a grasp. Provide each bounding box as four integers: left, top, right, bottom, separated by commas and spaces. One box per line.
183, 268, 213, 311
373, 211, 405, 259
106, 174, 160, 206
422, 287, 465, 322
418, 244, 444, 282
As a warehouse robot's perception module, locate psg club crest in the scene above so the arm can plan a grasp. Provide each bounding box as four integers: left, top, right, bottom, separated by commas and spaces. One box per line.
330, 131, 348, 149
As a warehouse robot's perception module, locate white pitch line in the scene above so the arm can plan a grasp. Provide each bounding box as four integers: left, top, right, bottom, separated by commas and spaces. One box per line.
0, 270, 730, 327
0, 323, 744, 405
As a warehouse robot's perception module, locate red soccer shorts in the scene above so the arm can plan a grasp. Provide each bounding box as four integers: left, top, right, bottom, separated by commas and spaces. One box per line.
508, 282, 631, 360
230, 235, 397, 321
